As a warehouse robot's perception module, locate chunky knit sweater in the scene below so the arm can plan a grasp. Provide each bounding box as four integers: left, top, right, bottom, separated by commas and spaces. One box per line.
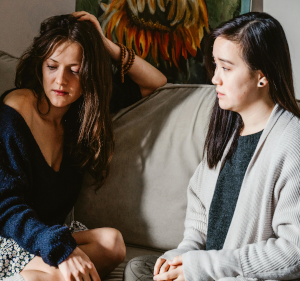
206, 130, 263, 251
161, 104, 300, 281
0, 74, 142, 267
0, 99, 81, 267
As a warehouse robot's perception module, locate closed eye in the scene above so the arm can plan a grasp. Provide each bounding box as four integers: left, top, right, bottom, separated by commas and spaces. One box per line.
47, 65, 79, 75
47, 65, 56, 70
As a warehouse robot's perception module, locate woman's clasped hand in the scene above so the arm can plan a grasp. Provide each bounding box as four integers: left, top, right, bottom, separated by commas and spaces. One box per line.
153, 256, 185, 281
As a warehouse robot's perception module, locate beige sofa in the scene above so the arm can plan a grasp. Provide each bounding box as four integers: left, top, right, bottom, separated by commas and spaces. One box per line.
0, 50, 216, 281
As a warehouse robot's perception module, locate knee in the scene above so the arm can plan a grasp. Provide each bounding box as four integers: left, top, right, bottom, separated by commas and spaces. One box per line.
21, 269, 65, 281
126, 255, 159, 267
124, 255, 159, 281
48, 271, 65, 281
94, 227, 126, 264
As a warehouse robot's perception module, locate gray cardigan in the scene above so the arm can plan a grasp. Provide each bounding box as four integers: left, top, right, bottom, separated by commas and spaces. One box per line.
161, 104, 300, 281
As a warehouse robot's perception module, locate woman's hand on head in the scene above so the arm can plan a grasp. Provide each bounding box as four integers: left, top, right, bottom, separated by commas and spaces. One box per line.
72, 11, 104, 37
58, 247, 101, 281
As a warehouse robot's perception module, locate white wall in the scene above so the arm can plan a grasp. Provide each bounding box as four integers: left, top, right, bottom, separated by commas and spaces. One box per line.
264, 0, 300, 98
0, 0, 75, 58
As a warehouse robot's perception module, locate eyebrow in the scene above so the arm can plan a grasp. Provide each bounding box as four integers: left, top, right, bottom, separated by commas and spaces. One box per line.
212, 56, 234, 65
48, 58, 80, 66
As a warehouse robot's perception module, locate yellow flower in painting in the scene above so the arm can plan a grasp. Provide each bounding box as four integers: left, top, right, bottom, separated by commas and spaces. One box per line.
100, 0, 209, 69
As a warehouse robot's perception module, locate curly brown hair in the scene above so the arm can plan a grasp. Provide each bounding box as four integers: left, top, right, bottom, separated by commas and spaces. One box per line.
15, 14, 114, 189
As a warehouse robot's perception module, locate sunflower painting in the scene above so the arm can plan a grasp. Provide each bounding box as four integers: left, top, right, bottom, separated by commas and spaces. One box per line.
76, 0, 251, 83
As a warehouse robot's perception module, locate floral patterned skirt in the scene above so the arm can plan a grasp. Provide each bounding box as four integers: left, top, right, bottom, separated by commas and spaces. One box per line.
0, 221, 88, 280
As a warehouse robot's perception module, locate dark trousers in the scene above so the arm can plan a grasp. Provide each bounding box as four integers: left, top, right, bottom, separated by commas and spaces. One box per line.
123, 255, 160, 281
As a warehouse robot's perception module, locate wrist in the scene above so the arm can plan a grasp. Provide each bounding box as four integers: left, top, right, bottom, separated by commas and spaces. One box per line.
111, 42, 129, 65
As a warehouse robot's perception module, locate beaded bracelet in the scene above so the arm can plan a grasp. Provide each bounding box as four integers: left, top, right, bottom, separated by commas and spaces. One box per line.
115, 42, 135, 83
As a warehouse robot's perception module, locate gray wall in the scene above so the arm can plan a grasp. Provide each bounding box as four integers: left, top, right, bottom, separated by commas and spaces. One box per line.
0, 0, 75, 58
252, 0, 263, 12
264, 0, 300, 98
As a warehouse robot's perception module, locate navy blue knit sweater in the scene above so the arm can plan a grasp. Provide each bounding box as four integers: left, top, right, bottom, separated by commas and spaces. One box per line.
0, 73, 141, 267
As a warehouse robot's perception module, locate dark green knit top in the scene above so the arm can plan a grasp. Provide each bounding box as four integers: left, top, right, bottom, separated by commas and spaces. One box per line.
206, 130, 263, 250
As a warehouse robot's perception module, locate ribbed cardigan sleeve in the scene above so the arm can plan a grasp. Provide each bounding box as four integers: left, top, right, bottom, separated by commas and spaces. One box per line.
0, 107, 78, 267
161, 121, 300, 281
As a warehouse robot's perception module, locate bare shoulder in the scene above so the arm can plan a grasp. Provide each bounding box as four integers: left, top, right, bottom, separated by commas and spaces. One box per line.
3, 89, 36, 118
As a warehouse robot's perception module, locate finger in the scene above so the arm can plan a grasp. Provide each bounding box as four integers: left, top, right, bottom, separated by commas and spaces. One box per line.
72, 11, 89, 17
154, 269, 179, 281
69, 260, 82, 281
74, 257, 87, 276
169, 256, 182, 266
72, 272, 82, 281
153, 258, 166, 275
159, 260, 170, 274
61, 271, 72, 281
76, 15, 100, 28
89, 265, 101, 281
166, 266, 177, 281
76, 15, 93, 21
82, 273, 91, 281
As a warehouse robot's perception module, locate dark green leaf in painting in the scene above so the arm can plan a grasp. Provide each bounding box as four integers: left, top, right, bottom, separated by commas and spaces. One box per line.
76, 0, 99, 16
206, 0, 241, 29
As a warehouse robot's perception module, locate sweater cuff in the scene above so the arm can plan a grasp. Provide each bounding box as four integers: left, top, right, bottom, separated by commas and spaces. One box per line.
160, 248, 191, 261
39, 226, 78, 266
182, 249, 243, 281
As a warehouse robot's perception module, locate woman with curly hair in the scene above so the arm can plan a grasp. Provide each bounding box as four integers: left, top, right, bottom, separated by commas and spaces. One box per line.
0, 11, 166, 281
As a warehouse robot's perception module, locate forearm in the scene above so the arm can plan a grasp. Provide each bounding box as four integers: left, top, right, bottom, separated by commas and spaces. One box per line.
104, 37, 167, 97
181, 235, 300, 281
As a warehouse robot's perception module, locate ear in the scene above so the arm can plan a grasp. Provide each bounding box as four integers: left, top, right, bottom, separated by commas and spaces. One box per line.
257, 71, 268, 87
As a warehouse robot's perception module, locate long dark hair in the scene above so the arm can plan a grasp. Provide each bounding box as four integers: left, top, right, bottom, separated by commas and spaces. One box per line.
15, 14, 114, 189
204, 12, 300, 169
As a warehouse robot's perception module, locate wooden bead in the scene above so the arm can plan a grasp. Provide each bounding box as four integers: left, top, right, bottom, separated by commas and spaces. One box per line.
115, 42, 135, 82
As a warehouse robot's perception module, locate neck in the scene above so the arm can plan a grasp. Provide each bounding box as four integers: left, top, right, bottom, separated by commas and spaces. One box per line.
38, 96, 70, 126
239, 98, 275, 136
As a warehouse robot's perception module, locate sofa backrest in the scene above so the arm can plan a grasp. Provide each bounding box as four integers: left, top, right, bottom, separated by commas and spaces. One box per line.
0, 51, 18, 94
75, 84, 216, 251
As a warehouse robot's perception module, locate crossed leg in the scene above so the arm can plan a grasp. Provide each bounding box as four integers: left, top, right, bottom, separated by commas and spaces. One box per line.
20, 227, 126, 281
123, 255, 159, 281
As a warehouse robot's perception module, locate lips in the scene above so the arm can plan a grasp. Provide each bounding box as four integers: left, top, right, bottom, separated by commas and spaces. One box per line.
53, 90, 69, 96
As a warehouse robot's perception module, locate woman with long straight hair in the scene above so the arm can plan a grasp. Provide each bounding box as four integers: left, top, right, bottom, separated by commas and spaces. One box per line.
124, 12, 300, 281
0, 11, 166, 281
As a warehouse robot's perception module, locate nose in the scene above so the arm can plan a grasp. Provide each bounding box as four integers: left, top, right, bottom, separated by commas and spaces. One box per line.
211, 67, 222, 86
55, 67, 68, 86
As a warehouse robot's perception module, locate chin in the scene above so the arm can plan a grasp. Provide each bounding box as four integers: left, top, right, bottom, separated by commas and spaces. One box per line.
49, 99, 71, 108
218, 99, 229, 110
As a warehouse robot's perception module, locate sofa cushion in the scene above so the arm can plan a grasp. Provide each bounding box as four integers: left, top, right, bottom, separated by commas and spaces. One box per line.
0, 51, 18, 95
75, 84, 216, 251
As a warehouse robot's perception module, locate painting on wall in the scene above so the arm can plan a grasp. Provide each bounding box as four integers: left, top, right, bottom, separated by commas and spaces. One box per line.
76, 0, 251, 84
